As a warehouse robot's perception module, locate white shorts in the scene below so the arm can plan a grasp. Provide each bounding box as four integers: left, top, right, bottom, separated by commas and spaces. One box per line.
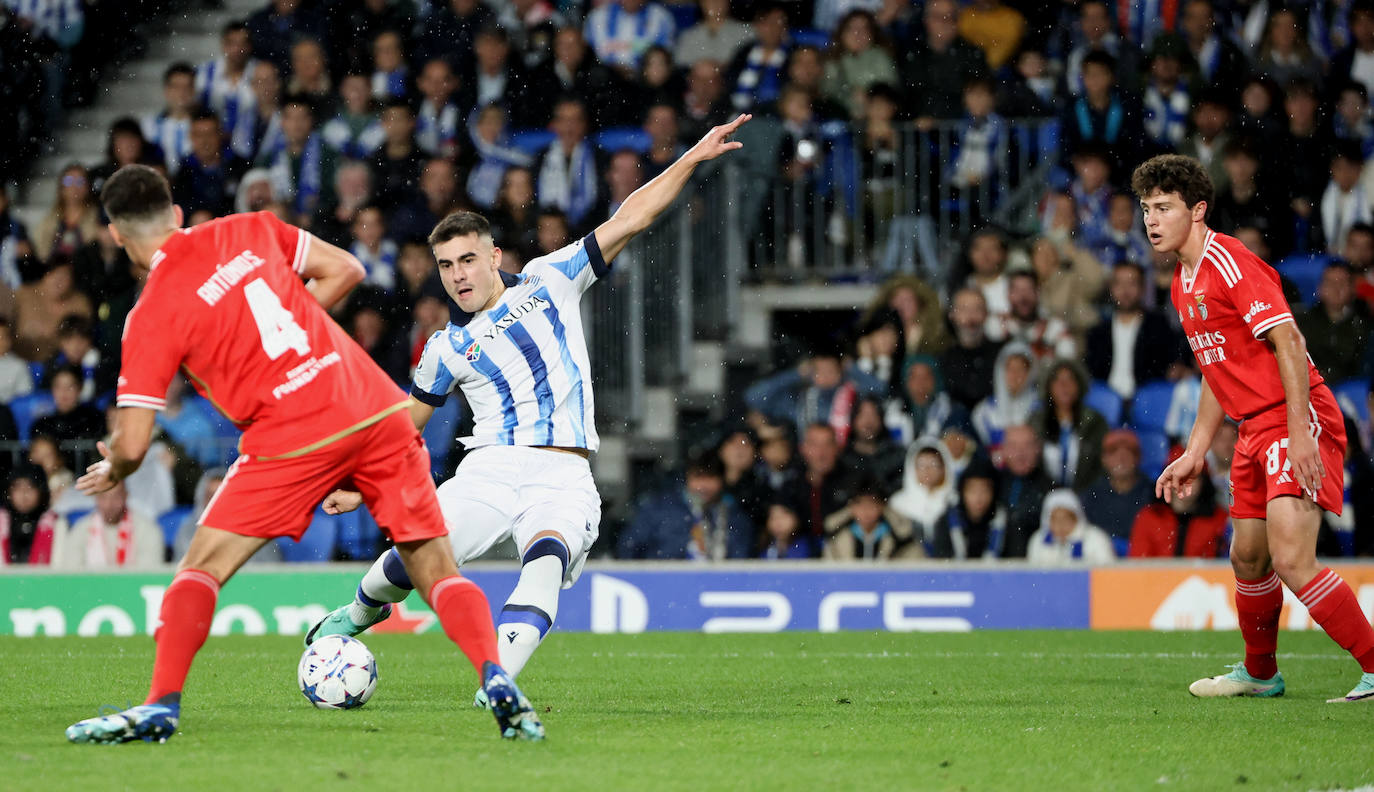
436, 445, 601, 588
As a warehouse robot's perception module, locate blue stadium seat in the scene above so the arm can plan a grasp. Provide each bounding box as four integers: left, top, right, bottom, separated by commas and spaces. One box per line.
593, 125, 651, 153
280, 507, 339, 562
667, 3, 699, 31
1111, 536, 1130, 558
421, 397, 462, 479
1037, 119, 1061, 160
1137, 429, 1171, 480
336, 505, 382, 561
1129, 379, 1175, 433
1332, 378, 1370, 426
1085, 381, 1123, 427
158, 505, 194, 549
1276, 253, 1336, 306
790, 28, 831, 48
507, 128, 557, 156
10, 392, 55, 443
28, 361, 43, 387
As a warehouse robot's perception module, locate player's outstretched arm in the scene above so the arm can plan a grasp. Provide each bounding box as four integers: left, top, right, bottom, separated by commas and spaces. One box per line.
1268, 322, 1324, 494
76, 407, 158, 495
300, 234, 367, 310
1156, 378, 1224, 503
593, 113, 752, 264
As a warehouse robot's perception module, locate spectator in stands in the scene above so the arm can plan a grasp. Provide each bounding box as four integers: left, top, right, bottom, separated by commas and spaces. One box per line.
313, 160, 374, 247
323, 73, 386, 162
0, 464, 60, 565
31, 365, 103, 466
497, 0, 565, 70
52, 481, 164, 569
489, 166, 539, 252
90, 119, 162, 198
1179, 0, 1247, 96
1163, 366, 1202, 446
140, 62, 197, 176
1321, 142, 1373, 254
584, 0, 677, 74
1061, 0, 1135, 98
40, 314, 99, 401
885, 355, 961, 446
196, 21, 256, 144
986, 270, 1077, 361
1177, 93, 1232, 195
535, 208, 572, 254
603, 148, 646, 217
727, 4, 790, 112
940, 287, 1003, 409
1298, 262, 1371, 383
1060, 51, 1139, 175
1331, 82, 1374, 160
0, 184, 27, 291
840, 396, 904, 493
782, 45, 847, 121
257, 95, 334, 226
472, 25, 541, 127
413, 60, 461, 160
1067, 146, 1112, 247
677, 0, 751, 67
995, 424, 1052, 557
1027, 488, 1116, 564
0, 319, 33, 403
618, 452, 754, 560
370, 29, 410, 101
821, 10, 898, 121
232, 61, 284, 162
957, 0, 1024, 70
866, 275, 948, 358
287, 37, 333, 113
103, 404, 176, 523
998, 46, 1056, 119
371, 99, 425, 211
793, 422, 855, 545
636, 45, 683, 109
823, 479, 922, 561
1085, 262, 1182, 401
349, 206, 398, 292
348, 293, 410, 383
960, 228, 1010, 329
759, 499, 813, 559
1034, 205, 1108, 333
27, 434, 78, 512
948, 78, 1006, 210
1093, 192, 1152, 269
1079, 428, 1152, 550
680, 59, 732, 141
746, 346, 884, 440
391, 157, 463, 245
1211, 137, 1293, 256
854, 308, 905, 396
972, 341, 1036, 457
172, 109, 247, 218
1128, 469, 1228, 557
1254, 7, 1323, 90
247, 0, 325, 74
14, 259, 91, 361
537, 97, 602, 231
1330, 2, 1374, 99
899, 0, 988, 121
718, 427, 768, 529
1277, 79, 1331, 231
33, 163, 100, 266
1346, 223, 1374, 311
1140, 38, 1189, 154
419, 0, 496, 77
890, 437, 956, 547
532, 27, 628, 129
1031, 358, 1107, 490
157, 375, 228, 469
929, 455, 1002, 558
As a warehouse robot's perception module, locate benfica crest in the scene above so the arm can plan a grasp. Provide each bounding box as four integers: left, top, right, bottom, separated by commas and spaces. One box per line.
1193, 293, 1208, 320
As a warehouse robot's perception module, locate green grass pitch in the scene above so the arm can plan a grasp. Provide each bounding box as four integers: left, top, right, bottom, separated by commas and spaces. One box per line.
3, 631, 1370, 791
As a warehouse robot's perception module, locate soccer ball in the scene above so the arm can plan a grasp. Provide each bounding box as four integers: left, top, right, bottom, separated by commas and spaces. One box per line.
298, 634, 378, 709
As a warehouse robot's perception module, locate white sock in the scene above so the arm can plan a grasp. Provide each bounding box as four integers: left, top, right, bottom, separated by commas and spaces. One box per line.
348, 548, 414, 624
496, 555, 564, 677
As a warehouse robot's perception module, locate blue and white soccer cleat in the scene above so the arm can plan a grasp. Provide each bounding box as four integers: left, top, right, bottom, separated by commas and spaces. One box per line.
304, 604, 392, 647
66, 703, 180, 744
1188, 662, 1285, 698
472, 687, 490, 710
1327, 672, 1374, 703
482, 662, 543, 740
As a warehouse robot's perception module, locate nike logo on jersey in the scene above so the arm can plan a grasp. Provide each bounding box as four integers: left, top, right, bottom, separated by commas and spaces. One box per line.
1243, 301, 1272, 323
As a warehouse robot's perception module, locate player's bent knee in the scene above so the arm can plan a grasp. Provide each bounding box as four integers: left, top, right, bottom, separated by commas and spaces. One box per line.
522, 535, 570, 571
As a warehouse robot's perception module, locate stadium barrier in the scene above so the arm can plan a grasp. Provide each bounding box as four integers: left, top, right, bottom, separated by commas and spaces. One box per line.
3, 562, 1373, 637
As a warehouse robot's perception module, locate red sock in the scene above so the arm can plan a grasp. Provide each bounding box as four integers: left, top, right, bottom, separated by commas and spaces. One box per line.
145, 569, 220, 705
1235, 572, 1283, 679
429, 576, 499, 676
1296, 568, 1374, 673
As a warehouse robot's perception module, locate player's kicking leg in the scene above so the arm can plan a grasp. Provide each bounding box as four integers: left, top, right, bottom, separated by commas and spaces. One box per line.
1190, 517, 1287, 698
66, 526, 268, 743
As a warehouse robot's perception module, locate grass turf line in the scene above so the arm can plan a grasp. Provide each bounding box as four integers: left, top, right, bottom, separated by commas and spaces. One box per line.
2, 631, 1369, 792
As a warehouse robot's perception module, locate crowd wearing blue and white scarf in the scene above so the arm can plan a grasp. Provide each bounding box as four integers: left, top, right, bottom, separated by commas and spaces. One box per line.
467, 123, 533, 209
142, 112, 192, 176
264, 133, 324, 217
351, 238, 399, 292
231, 108, 283, 162
730, 43, 788, 111
196, 57, 255, 137
537, 140, 599, 225
416, 99, 461, 157
372, 68, 409, 100
1143, 81, 1190, 149
321, 113, 386, 159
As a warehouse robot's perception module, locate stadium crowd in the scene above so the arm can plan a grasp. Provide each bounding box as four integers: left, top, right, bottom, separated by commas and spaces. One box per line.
2, 0, 1374, 566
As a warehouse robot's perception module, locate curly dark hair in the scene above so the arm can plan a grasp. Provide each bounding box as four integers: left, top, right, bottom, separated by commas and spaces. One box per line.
1131, 154, 1214, 210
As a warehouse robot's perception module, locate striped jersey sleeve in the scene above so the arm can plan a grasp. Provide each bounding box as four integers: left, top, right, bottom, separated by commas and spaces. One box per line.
410, 329, 458, 407
1204, 233, 1294, 339
523, 233, 610, 296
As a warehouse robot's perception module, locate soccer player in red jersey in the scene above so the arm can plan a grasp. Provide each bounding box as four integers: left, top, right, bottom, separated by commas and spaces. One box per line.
1135, 155, 1374, 703
64, 165, 544, 744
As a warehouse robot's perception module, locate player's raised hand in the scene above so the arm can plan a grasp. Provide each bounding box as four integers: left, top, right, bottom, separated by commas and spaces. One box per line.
688, 114, 752, 164
1287, 429, 1324, 498
1155, 449, 1205, 504
322, 489, 364, 515
76, 441, 117, 495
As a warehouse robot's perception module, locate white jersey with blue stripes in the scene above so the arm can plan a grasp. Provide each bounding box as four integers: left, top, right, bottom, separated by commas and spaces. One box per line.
411, 234, 608, 451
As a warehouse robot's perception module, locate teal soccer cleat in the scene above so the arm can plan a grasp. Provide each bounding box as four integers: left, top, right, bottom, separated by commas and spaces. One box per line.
482, 663, 543, 740
1327, 672, 1374, 703
1188, 662, 1285, 698
304, 603, 392, 647
66, 704, 180, 744
473, 687, 490, 709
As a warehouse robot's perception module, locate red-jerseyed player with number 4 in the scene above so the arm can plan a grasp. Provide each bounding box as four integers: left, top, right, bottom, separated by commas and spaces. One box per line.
1135, 154, 1374, 703
63, 165, 544, 744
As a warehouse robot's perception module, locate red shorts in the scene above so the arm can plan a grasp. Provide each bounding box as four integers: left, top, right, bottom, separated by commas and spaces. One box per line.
1229, 385, 1346, 520
201, 408, 446, 544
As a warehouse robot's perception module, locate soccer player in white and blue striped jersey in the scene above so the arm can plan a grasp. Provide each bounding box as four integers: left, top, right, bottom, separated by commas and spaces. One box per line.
306, 113, 754, 698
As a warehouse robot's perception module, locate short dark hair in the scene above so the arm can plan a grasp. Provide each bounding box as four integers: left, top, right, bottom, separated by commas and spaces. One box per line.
222, 20, 248, 37
57, 314, 93, 340
685, 451, 725, 479
1008, 269, 1038, 288
101, 164, 173, 224
282, 93, 315, 114
1131, 154, 1214, 209
1081, 50, 1117, 73
50, 363, 84, 388
190, 107, 221, 126
164, 62, 196, 84
1348, 221, 1374, 239
382, 97, 414, 115
428, 211, 492, 247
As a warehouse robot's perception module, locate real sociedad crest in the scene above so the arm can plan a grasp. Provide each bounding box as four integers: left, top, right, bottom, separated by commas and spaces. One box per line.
464, 341, 482, 361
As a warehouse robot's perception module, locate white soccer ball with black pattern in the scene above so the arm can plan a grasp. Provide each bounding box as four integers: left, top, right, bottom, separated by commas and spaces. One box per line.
298, 634, 378, 709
